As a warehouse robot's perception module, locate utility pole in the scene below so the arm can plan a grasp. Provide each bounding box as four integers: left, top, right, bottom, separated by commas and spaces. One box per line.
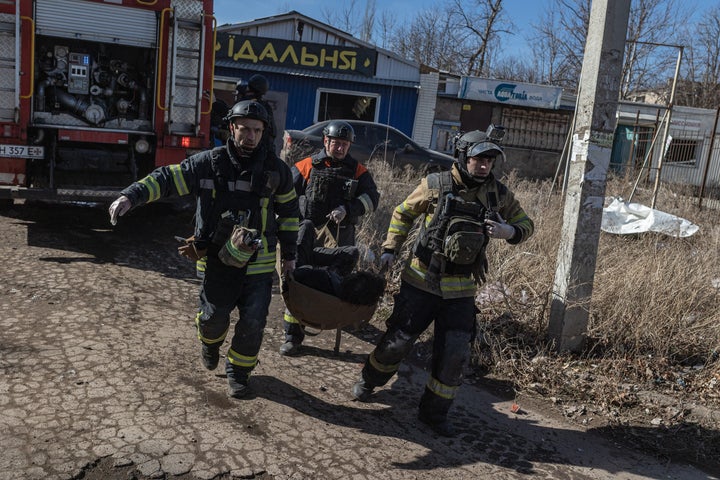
548, 0, 631, 352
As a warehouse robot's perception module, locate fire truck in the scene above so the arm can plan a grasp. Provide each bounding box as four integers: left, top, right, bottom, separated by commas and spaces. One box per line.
0, 0, 215, 202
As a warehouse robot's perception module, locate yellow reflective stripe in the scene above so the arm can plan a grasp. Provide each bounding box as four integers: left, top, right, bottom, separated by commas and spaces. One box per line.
388, 220, 410, 236
426, 376, 458, 399
138, 176, 161, 202
226, 348, 257, 368
225, 242, 253, 262
397, 200, 418, 216
358, 193, 374, 213
194, 311, 227, 344
275, 188, 297, 204
406, 259, 476, 296
368, 351, 400, 374
277, 217, 300, 232
246, 250, 277, 275
284, 312, 300, 323
196, 257, 207, 272
169, 164, 190, 196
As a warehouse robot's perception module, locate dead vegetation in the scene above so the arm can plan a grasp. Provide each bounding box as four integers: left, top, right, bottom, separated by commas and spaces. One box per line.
356, 161, 720, 473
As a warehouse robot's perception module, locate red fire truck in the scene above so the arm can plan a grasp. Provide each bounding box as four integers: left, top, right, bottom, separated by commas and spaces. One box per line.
0, 0, 215, 202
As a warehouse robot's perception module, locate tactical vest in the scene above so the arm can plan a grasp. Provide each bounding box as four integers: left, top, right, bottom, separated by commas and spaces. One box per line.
414, 171, 503, 278
304, 153, 359, 227
196, 145, 279, 255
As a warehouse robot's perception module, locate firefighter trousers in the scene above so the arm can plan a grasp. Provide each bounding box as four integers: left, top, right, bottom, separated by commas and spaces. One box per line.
196, 255, 273, 378
360, 281, 476, 420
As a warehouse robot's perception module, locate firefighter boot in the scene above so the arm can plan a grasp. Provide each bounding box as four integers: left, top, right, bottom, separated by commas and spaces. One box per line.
201, 342, 220, 371
351, 377, 375, 402
418, 387, 456, 437
226, 360, 250, 399
279, 341, 301, 356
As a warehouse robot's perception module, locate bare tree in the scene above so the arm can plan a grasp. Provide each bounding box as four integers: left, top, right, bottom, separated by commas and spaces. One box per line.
678, 4, 720, 108
391, 7, 462, 72
621, 0, 688, 99
449, 0, 511, 76
320, 0, 359, 36
529, 0, 690, 96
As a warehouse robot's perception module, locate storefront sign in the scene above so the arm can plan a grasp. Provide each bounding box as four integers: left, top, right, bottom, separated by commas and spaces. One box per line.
216, 33, 377, 77
459, 77, 563, 109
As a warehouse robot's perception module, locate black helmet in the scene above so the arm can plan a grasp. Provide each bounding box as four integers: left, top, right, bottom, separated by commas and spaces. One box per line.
224, 100, 268, 126
236, 74, 269, 99
453, 130, 488, 160
322, 120, 355, 142
248, 74, 269, 96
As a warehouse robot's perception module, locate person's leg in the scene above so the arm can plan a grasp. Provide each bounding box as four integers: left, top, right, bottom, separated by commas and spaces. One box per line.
352, 282, 437, 400
280, 220, 315, 355
417, 296, 475, 437
196, 257, 242, 370
226, 272, 273, 398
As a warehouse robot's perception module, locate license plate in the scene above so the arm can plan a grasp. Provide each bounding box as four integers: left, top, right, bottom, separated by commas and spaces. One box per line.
0, 144, 44, 159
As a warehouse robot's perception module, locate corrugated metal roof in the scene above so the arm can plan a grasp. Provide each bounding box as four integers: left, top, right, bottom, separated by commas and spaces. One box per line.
214, 59, 420, 89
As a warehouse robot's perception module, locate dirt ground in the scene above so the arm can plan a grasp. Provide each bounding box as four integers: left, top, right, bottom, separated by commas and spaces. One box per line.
0, 200, 717, 480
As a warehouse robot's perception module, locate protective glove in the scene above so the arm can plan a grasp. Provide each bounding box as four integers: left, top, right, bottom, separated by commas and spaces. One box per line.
109, 195, 131, 225
327, 205, 347, 223
379, 252, 395, 270
485, 213, 516, 240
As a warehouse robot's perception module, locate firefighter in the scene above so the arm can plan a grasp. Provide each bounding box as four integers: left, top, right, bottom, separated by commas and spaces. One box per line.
235, 74, 277, 153
351, 126, 534, 437
279, 120, 380, 356
108, 100, 300, 399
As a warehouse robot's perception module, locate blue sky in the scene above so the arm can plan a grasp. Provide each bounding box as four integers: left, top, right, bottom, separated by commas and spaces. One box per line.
212, 0, 549, 57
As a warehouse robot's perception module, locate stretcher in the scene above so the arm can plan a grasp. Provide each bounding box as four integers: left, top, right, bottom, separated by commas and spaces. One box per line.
281, 272, 378, 354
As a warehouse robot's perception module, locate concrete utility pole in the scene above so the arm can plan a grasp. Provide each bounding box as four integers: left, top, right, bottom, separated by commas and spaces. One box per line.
548, 0, 631, 352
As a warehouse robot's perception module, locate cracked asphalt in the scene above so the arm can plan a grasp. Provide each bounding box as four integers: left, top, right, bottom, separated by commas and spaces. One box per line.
0, 200, 715, 480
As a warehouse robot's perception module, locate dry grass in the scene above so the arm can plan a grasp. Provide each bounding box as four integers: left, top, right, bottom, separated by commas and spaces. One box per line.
357, 163, 720, 462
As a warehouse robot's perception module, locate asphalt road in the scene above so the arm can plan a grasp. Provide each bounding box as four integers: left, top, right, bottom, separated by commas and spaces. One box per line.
0, 200, 715, 480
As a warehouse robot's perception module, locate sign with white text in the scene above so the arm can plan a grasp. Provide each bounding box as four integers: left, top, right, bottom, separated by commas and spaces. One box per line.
459, 77, 563, 109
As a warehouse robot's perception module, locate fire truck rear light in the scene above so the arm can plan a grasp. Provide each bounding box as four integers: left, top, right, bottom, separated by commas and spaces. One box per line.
135, 138, 150, 154
3, 125, 11, 137
181, 136, 190, 148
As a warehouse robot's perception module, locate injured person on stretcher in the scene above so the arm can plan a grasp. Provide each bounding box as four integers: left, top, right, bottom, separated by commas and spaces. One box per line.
282, 219, 386, 331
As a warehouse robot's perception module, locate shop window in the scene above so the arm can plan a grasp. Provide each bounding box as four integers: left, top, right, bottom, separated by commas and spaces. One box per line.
317, 90, 378, 122
665, 137, 699, 166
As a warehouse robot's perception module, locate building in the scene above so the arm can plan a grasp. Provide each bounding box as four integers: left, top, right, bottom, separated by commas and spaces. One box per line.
213, 11, 421, 153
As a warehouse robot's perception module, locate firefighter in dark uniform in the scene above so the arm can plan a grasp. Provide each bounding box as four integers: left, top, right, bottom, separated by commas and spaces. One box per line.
279, 120, 380, 356
235, 74, 277, 153
351, 126, 534, 436
108, 100, 300, 399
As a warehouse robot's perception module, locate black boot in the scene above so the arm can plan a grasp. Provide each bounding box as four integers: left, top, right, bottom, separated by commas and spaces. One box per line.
418, 387, 456, 437
201, 342, 220, 370
226, 360, 250, 399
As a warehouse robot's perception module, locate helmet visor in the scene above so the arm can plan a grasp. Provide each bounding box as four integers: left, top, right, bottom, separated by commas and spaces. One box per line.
467, 141, 502, 159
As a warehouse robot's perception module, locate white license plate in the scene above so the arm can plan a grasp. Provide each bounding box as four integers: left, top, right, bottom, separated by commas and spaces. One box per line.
0, 144, 44, 159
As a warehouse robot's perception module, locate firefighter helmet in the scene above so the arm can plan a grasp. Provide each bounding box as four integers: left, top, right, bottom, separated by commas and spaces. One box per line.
322, 120, 355, 142
224, 100, 268, 126
236, 74, 270, 99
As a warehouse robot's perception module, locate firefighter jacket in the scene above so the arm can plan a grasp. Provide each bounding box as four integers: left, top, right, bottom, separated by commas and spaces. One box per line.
120, 141, 300, 275
292, 151, 380, 229
381, 164, 533, 299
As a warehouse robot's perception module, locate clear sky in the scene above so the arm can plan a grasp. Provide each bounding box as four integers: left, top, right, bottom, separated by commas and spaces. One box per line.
212, 0, 548, 57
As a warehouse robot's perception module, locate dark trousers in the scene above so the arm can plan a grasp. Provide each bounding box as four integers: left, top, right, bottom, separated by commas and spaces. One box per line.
361, 281, 476, 420
196, 255, 273, 376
